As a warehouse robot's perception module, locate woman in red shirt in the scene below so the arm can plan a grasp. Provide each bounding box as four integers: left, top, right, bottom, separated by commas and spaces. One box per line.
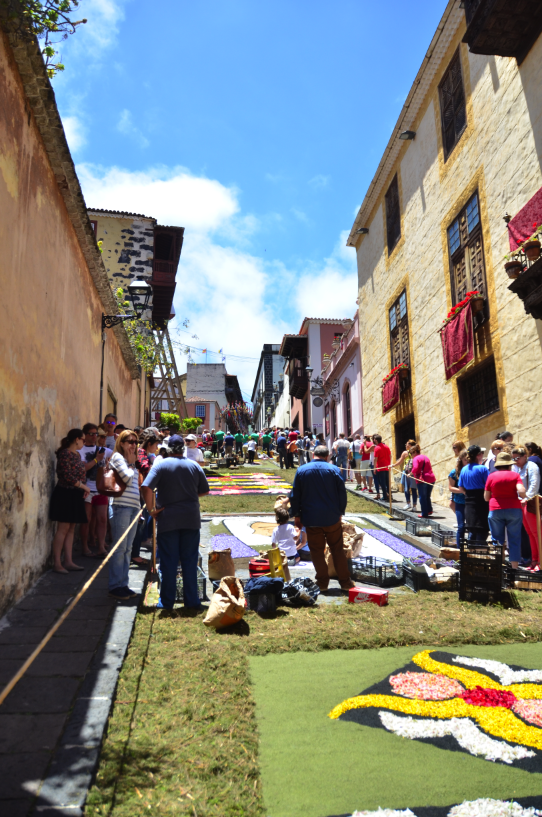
484, 451, 526, 568
410, 445, 436, 518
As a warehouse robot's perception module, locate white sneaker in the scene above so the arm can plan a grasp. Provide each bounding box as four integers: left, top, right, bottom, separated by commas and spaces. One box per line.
402, 503, 411, 510
411, 505, 418, 512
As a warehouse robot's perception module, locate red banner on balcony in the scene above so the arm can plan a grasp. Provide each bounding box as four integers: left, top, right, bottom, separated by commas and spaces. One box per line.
440, 301, 474, 381
508, 185, 542, 250
382, 372, 400, 414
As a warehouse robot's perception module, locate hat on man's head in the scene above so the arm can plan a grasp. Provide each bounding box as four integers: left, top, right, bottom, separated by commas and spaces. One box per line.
495, 452, 513, 467
185, 434, 197, 442
168, 434, 185, 453
468, 444, 482, 457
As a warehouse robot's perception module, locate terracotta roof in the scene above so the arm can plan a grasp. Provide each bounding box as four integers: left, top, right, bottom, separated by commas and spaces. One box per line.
87, 208, 155, 221
2, 26, 139, 379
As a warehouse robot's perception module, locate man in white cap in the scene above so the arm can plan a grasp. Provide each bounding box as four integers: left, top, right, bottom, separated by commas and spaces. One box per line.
185, 434, 204, 465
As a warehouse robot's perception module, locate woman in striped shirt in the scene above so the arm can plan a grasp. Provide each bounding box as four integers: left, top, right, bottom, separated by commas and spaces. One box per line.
108, 429, 141, 600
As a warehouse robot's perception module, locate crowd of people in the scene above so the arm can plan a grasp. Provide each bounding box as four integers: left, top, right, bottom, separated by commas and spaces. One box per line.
49, 414, 209, 609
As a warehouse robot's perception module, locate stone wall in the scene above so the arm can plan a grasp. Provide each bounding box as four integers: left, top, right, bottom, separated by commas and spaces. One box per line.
354, 24, 542, 496
0, 30, 139, 615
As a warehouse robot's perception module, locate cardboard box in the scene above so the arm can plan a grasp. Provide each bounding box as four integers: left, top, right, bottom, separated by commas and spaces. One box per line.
348, 586, 389, 607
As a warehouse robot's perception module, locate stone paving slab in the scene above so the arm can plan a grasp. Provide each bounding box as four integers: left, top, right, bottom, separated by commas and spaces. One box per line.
0, 540, 145, 816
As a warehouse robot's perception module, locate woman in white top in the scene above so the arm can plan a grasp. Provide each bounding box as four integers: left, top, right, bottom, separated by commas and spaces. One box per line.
512, 445, 541, 568
108, 430, 141, 600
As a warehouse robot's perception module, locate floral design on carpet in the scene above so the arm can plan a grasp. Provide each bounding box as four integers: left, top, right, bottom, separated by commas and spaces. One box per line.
329, 651, 542, 772
206, 473, 291, 495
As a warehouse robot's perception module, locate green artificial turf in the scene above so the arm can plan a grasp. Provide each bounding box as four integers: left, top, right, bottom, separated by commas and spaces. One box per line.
250, 643, 542, 817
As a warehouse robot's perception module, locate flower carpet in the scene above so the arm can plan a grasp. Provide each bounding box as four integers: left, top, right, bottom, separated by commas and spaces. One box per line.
206, 472, 292, 495
249, 644, 542, 817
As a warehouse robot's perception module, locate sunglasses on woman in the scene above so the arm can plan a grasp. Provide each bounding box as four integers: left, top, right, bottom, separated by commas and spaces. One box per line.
126, 439, 137, 445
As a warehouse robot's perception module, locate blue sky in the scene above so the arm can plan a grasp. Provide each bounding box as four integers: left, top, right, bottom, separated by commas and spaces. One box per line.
54, 0, 446, 400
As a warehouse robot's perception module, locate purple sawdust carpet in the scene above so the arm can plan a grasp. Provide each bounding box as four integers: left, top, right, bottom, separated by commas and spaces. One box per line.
210, 534, 259, 559
362, 528, 426, 560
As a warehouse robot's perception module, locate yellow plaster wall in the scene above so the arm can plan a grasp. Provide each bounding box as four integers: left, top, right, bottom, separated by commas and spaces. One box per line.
0, 31, 140, 614
356, 29, 542, 496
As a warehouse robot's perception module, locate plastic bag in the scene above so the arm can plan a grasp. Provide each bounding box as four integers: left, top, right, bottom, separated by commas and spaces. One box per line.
203, 576, 246, 629
281, 577, 320, 608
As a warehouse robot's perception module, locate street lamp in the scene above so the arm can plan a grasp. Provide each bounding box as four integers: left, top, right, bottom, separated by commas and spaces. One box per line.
99, 278, 153, 419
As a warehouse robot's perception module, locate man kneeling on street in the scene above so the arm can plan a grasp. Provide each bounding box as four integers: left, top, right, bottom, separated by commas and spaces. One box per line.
141, 435, 210, 612
290, 445, 354, 593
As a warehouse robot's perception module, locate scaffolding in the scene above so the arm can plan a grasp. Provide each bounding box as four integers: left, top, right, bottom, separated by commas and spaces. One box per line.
150, 327, 187, 421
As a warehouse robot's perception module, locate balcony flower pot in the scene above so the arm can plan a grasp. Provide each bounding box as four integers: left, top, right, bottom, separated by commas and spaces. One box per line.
399, 367, 409, 381
331, 339, 341, 350
471, 296, 485, 313
523, 240, 541, 262
505, 260, 522, 279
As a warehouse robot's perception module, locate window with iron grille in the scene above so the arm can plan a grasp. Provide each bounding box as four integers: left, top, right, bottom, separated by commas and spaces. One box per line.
439, 50, 467, 159
458, 357, 499, 425
447, 191, 488, 322
195, 404, 206, 418
389, 290, 410, 377
385, 175, 401, 253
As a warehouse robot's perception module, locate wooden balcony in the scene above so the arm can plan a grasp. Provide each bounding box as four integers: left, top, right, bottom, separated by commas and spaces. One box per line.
463, 0, 542, 64
152, 260, 176, 285
289, 369, 308, 399
508, 255, 542, 320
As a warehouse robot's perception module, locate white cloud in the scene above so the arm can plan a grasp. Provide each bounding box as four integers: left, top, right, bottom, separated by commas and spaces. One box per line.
62, 115, 86, 153
308, 174, 330, 189
76, 164, 356, 398
73, 0, 126, 53
291, 208, 310, 225
77, 164, 239, 232
294, 230, 358, 321
116, 109, 149, 148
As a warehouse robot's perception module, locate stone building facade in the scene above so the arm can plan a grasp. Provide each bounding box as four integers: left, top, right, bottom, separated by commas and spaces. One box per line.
349, 0, 542, 494
0, 27, 141, 614
321, 312, 363, 446
251, 344, 285, 431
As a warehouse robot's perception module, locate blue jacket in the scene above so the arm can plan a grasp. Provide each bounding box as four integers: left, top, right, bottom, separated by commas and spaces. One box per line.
289, 459, 347, 527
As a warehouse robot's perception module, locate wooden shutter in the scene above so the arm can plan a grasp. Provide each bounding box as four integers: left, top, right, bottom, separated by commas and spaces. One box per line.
385, 175, 401, 252
439, 51, 467, 158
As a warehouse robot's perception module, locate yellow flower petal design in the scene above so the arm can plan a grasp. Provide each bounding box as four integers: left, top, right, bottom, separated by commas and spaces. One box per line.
412, 650, 502, 690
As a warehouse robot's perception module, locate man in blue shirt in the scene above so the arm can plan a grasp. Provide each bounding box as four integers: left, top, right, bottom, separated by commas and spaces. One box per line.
290, 445, 354, 592
142, 435, 209, 612
276, 431, 288, 470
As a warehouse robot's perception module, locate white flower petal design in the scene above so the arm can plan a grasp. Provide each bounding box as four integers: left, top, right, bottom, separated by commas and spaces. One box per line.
379, 711, 535, 764
448, 798, 542, 816
452, 655, 542, 687
351, 810, 416, 816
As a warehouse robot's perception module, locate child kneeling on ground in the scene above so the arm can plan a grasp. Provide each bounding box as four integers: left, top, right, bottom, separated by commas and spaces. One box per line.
271, 507, 307, 564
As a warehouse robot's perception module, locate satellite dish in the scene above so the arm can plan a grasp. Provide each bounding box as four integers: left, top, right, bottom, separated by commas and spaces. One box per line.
313, 396, 324, 407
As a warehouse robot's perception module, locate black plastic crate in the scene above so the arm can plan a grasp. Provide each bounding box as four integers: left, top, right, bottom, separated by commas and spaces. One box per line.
350, 556, 403, 587
403, 563, 459, 593
460, 560, 504, 583
459, 581, 502, 604
509, 567, 542, 590
405, 518, 433, 536
431, 527, 456, 548
175, 566, 208, 603
245, 592, 277, 615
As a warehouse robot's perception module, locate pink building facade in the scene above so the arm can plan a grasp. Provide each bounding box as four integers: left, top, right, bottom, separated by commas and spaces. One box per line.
321, 312, 363, 446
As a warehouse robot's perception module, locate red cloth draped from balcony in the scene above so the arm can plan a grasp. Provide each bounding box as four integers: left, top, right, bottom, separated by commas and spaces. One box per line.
382, 372, 400, 414
508, 185, 542, 250
441, 302, 474, 381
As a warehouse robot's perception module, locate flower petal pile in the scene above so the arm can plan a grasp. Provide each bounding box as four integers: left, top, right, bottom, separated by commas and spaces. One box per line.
513, 700, 542, 728
460, 687, 517, 708
390, 672, 464, 701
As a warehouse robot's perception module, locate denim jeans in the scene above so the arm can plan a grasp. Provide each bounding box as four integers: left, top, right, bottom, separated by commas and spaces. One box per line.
157, 528, 201, 609
455, 502, 466, 547
278, 448, 288, 469
108, 504, 140, 590
235, 441, 243, 454
336, 455, 348, 483
418, 482, 434, 518
488, 508, 523, 563
401, 473, 418, 505
374, 470, 389, 500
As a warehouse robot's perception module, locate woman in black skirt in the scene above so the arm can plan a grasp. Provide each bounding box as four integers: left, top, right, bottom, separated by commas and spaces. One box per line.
49, 428, 90, 573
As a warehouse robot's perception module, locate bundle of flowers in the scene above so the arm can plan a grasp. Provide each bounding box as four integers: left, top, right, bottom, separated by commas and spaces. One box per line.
442, 291, 482, 326
382, 362, 408, 384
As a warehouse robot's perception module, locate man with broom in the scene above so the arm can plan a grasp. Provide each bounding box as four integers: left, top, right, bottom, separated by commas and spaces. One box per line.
141, 435, 210, 612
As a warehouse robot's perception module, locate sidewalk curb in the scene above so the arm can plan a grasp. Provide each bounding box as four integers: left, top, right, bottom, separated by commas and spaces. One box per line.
32, 566, 146, 815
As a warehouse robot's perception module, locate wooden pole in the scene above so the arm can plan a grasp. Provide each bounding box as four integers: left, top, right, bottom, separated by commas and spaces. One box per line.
536, 495, 542, 564
388, 467, 393, 518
